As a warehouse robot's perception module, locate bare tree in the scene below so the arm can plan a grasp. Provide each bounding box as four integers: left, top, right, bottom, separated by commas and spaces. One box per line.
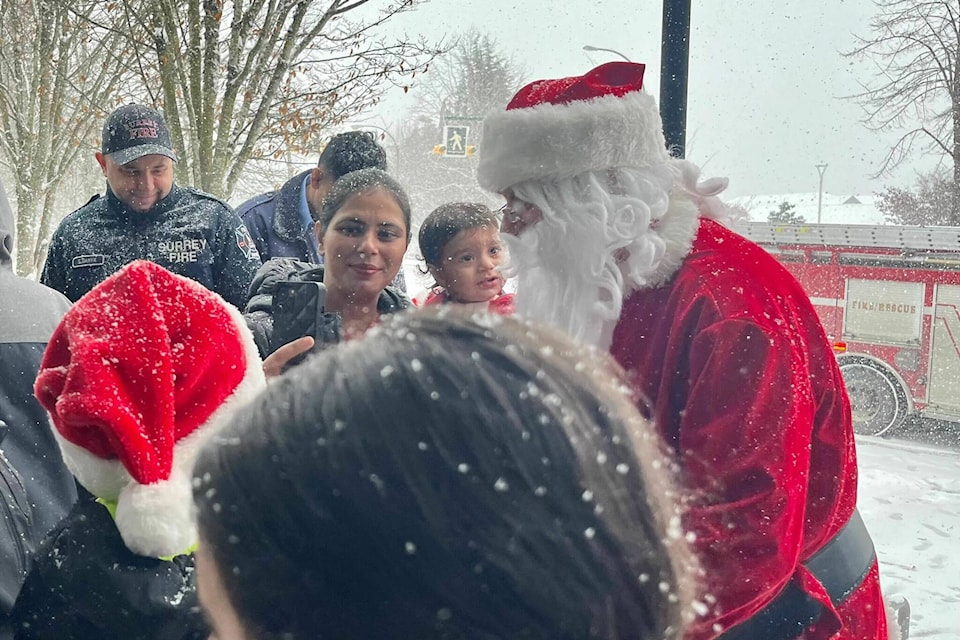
395, 30, 525, 231
410, 29, 525, 125
722, 201, 752, 225
844, 0, 960, 192
86, 0, 443, 198
0, 0, 127, 276
877, 168, 960, 225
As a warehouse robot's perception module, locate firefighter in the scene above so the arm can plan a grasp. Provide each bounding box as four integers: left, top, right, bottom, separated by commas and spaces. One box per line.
40, 104, 260, 309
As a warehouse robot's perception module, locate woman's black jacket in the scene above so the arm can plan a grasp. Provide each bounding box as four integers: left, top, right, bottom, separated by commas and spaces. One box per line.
243, 258, 411, 358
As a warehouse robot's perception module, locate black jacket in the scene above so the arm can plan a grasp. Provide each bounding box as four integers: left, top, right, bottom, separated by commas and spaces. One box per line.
10, 499, 207, 640
244, 258, 411, 358
40, 185, 260, 309
0, 271, 77, 542
0, 423, 34, 640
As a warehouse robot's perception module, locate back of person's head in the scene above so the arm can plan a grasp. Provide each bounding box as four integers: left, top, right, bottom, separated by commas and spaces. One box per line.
317, 130, 388, 180
418, 202, 499, 268
316, 167, 412, 240
193, 309, 694, 640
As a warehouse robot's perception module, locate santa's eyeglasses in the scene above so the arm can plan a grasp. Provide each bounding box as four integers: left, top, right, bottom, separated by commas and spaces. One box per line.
497, 199, 535, 225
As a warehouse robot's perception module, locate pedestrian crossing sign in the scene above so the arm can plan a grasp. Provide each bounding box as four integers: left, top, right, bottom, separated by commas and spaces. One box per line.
443, 126, 468, 157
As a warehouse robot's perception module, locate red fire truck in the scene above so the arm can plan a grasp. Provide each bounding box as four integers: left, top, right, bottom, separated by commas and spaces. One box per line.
732, 221, 960, 437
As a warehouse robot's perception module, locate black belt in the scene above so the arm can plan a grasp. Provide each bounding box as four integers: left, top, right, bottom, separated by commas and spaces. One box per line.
718, 508, 876, 640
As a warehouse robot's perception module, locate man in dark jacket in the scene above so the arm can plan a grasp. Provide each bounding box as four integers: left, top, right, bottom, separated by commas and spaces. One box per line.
40, 104, 260, 309
235, 131, 388, 264
0, 179, 77, 636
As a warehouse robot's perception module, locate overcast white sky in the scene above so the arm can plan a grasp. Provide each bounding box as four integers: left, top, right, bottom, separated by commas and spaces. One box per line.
373, 0, 939, 198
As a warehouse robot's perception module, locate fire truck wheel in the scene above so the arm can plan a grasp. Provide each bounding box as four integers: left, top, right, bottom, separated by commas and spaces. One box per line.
837, 355, 910, 437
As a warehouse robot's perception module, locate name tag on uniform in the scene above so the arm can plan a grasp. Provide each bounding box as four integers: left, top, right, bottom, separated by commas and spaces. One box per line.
71, 254, 106, 268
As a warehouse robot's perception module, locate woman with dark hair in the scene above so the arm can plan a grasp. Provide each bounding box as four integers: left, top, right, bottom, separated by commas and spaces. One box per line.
193, 309, 696, 640
244, 167, 413, 374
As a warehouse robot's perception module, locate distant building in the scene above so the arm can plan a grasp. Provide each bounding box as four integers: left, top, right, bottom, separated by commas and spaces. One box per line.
724, 193, 886, 226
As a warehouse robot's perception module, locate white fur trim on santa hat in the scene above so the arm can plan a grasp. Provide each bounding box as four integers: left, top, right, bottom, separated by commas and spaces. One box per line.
53, 432, 131, 501
116, 469, 196, 557
884, 595, 905, 640
115, 300, 265, 557
477, 90, 670, 194
54, 300, 266, 558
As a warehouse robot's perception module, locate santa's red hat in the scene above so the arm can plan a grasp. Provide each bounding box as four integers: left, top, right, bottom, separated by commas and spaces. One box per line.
477, 62, 670, 194
34, 260, 265, 557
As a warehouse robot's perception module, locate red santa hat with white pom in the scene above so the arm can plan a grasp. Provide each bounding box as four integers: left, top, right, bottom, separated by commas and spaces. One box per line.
477, 61, 672, 194
34, 260, 265, 558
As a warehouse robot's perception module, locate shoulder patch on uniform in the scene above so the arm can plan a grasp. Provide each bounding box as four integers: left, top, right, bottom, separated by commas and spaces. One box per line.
235, 224, 260, 260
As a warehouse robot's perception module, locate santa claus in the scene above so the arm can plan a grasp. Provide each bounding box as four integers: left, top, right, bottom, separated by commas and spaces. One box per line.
478, 62, 895, 640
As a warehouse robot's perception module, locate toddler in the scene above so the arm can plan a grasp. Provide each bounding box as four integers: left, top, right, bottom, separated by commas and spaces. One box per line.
417, 202, 513, 314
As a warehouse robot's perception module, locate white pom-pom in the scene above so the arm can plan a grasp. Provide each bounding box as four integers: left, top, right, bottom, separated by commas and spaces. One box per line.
115, 470, 196, 558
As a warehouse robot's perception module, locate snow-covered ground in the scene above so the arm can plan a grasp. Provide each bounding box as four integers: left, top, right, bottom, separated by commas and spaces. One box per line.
857, 435, 960, 638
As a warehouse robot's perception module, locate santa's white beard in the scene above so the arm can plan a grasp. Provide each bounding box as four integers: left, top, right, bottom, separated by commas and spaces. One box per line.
503, 167, 678, 350
504, 218, 618, 350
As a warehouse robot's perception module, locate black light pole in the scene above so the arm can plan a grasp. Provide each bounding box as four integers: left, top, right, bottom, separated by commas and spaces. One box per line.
660, 0, 691, 158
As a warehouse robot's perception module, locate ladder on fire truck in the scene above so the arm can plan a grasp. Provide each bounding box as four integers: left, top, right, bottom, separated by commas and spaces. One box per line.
733, 220, 960, 438
732, 222, 960, 257
735, 221, 960, 253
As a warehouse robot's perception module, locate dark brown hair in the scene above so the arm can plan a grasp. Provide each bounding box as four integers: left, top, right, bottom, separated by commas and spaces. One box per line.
194, 310, 691, 640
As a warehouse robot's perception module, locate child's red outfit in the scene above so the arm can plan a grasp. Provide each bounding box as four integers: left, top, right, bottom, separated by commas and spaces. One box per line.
420, 289, 514, 315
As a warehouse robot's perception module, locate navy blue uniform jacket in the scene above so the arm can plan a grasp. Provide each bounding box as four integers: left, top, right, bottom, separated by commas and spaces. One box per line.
235, 171, 320, 264
41, 185, 260, 309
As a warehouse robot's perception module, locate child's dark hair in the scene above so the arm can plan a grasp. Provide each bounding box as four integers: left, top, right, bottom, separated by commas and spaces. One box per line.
418, 202, 499, 267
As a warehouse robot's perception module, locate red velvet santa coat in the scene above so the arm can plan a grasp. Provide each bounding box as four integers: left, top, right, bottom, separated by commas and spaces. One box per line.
611, 217, 888, 640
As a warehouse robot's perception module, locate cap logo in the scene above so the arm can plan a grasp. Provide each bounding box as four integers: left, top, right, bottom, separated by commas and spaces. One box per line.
127, 119, 160, 140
